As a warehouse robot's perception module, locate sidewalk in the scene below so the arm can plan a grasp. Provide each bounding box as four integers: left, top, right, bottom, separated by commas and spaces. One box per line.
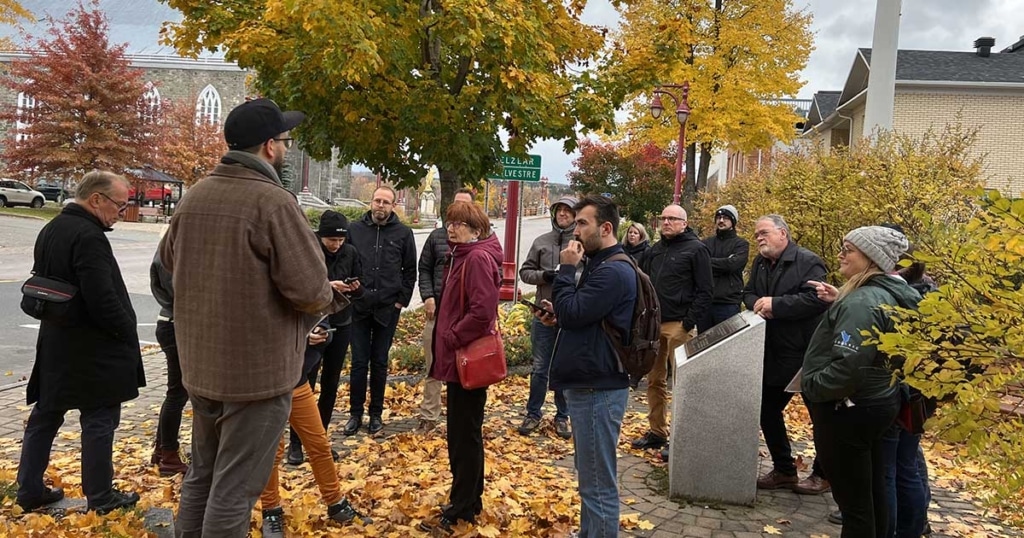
0, 352, 1018, 537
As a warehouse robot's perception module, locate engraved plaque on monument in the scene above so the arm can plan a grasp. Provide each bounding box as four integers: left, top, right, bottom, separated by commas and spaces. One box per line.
669, 310, 766, 505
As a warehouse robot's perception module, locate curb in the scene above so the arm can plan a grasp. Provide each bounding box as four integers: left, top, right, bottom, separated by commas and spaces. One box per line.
0, 213, 47, 221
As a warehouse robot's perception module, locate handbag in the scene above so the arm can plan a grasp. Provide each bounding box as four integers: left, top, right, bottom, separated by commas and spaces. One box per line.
453, 260, 507, 390
896, 391, 928, 435
21, 274, 79, 321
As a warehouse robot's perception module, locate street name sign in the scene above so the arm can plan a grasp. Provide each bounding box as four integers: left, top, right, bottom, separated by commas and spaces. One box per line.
487, 153, 542, 182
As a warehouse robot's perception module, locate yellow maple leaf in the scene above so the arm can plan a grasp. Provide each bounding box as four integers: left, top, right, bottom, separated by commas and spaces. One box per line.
764, 524, 783, 535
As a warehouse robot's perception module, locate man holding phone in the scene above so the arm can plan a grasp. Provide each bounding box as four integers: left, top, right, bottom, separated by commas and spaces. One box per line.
414, 188, 475, 434
517, 195, 580, 439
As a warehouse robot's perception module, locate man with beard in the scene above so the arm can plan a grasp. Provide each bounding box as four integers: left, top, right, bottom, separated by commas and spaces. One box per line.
345, 186, 417, 436
536, 194, 635, 536
161, 98, 350, 537
632, 204, 713, 452
743, 214, 831, 495
699, 205, 750, 332
517, 196, 579, 439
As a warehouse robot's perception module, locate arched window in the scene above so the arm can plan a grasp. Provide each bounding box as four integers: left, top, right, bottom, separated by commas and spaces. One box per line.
140, 83, 161, 124
195, 84, 222, 125
16, 91, 36, 142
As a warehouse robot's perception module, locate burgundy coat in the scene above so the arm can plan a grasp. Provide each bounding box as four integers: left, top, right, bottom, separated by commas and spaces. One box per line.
430, 233, 503, 383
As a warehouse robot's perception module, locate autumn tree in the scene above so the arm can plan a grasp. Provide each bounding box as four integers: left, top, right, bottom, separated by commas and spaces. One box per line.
567, 139, 674, 222
151, 93, 226, 187
0, 0, 31, 51
0, 1, 151, 183
876, 192, 1024, 521
695, 125, 985, 275
601, 0, 813, 210
160, 0, 615, 211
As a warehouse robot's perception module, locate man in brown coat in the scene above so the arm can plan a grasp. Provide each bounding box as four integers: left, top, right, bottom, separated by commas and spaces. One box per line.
160, 99, 350, 538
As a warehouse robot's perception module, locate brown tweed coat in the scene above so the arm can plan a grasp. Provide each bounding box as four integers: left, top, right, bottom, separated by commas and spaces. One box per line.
160, 162, 347, 401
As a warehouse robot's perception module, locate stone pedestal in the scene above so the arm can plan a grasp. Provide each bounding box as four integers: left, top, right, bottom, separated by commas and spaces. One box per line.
668, 310, 766, 505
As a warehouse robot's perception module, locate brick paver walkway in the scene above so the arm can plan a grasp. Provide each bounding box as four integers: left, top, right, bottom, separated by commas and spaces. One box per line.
0, 352, 1019, 537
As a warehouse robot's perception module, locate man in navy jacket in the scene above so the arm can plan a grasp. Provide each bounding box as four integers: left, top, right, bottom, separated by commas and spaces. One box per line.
536, 194, 635, 537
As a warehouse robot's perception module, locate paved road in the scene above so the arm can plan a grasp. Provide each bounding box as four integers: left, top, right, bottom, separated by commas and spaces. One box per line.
0, 213, 554, 387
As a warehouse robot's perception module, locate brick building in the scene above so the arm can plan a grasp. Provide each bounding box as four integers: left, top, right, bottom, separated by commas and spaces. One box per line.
0, 0, 352, 202
802, 37, 1024, 196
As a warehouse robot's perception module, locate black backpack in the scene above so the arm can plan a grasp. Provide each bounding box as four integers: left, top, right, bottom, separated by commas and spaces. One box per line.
601, 253, 661, 388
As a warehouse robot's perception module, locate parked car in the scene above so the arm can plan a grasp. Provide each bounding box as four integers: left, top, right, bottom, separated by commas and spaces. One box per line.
35, 184, 71, 203
129, 184, 177, 203
0, 179, 46, 208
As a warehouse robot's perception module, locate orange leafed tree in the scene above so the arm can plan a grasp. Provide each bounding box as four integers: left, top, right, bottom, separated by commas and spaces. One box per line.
0, 0, 151, 182
151, 94, 227, 187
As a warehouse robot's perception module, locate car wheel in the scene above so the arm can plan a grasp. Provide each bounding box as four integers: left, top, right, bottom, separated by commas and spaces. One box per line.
0, 196, 6, 208
31, 197, 44, 208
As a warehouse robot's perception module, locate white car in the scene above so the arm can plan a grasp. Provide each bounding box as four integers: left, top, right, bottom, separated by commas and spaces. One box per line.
0, 179, 46, 208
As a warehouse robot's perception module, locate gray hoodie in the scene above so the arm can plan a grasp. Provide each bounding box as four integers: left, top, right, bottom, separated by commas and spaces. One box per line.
519, 195, 580, 303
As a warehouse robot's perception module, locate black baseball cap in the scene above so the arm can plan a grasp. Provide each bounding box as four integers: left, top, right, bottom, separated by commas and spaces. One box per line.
223, 98, 306, 150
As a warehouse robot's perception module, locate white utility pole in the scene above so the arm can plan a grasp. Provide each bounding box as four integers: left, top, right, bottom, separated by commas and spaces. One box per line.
863, 0, 902, 137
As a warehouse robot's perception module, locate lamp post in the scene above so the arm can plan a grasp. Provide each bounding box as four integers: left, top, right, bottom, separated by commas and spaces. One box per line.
649, 82, 691, 205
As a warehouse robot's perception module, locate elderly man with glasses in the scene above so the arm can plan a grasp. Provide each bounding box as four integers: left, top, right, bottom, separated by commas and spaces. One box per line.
631, 204, 714, 452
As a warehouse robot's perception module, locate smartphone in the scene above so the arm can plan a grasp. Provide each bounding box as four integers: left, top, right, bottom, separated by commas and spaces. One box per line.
519, 298, 554, 316
343, 276, 359, 284
313, 327, 337, 334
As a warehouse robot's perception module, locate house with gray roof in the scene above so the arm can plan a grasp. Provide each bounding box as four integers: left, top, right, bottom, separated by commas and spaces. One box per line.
802, 36, 1024, 195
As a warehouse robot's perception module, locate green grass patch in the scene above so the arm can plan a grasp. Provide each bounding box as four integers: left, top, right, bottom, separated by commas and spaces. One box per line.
0, 206, 61, 220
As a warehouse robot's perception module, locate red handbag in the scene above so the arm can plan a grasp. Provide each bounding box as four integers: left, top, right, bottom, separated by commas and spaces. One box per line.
453, 260, 507, 390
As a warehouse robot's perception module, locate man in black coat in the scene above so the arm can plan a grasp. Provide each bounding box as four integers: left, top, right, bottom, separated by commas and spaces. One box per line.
743, 214, 830, 495
632, 204, 714, 451
699, 204, 750, 332
16, 171, 145, 514
345, 186, 417, 435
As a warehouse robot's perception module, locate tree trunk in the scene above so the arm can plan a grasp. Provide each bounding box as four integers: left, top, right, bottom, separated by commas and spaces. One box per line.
438, 168, 459, 218
683, 142, 698, 213
697, 142, 713, 192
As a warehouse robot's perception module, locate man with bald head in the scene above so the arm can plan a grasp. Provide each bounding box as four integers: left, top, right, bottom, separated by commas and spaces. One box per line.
632, 204, 713, 451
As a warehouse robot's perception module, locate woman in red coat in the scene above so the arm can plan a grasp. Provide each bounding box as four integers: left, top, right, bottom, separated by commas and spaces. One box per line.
419, 201, 503, 535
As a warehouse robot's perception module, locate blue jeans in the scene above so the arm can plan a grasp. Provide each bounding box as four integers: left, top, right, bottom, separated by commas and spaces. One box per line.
350, 314, 399, 418
883, 424, 928, 537
526, 319, 567, 420
564, 388, 628, 537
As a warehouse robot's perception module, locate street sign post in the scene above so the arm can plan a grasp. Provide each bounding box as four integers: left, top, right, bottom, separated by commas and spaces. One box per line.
487, 154, 542, 182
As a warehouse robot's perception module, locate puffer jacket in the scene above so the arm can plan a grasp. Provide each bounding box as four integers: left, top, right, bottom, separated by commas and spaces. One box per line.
519, 196, 580, 303
418, 227, 449, 303
802, 275, 921, 404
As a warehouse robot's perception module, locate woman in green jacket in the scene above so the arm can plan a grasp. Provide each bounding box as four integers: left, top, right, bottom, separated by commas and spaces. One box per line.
802, 226, 920, 538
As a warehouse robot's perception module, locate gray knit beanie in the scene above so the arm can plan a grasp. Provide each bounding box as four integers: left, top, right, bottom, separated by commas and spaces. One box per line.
844, 226, 909, 273
715, 205, 739, 226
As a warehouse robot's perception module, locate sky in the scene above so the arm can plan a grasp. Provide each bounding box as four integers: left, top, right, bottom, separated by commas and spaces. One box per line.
515, 0, 1024, 184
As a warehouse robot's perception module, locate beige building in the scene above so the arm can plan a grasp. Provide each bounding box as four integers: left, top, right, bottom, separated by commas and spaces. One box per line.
802, 37, 1024, 196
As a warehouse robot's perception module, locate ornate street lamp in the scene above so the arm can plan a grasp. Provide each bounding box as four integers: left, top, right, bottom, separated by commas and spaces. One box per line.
650, 82, 691, 204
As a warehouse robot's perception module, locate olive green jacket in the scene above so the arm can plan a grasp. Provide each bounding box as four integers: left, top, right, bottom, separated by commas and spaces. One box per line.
801, 275, 921, 404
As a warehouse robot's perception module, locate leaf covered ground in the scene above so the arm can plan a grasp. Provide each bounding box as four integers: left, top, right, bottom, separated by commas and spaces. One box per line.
0, 374, 1020, 536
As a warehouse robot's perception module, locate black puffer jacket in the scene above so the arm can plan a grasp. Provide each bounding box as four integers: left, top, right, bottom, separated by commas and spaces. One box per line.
702, 228, 749, 305
640, 228, 714, 330
418, 227, 449, 303
741, 241, 829, 386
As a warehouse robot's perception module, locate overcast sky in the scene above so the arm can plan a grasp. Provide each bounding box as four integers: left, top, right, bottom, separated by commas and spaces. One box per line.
518, 0, 1024, 184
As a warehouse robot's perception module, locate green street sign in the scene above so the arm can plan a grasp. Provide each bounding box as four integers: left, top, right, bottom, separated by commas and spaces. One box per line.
487, 153, 542, 182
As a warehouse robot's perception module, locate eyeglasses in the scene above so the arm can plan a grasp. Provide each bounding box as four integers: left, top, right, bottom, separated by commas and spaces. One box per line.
446, 221, 466, 229
98, 192, 129, 214
753, 228, 777, 238
715, 215, 731, 221
273, 137, 294, 149
839, 244, 858, 256
660, 216, 685, 222
372, 198, 394, 207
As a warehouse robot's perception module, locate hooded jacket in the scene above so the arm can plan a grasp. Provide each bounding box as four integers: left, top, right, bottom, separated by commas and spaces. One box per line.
639, 227, 714, 330
320, 235, 363, 326
623, 239, 650, 263
702, 228, 750, 305
429, 233, 504, 383
519, 196, 580, 303
347, 210, 417, 325
802, 275, 921, 404
418, 226, 450, 303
